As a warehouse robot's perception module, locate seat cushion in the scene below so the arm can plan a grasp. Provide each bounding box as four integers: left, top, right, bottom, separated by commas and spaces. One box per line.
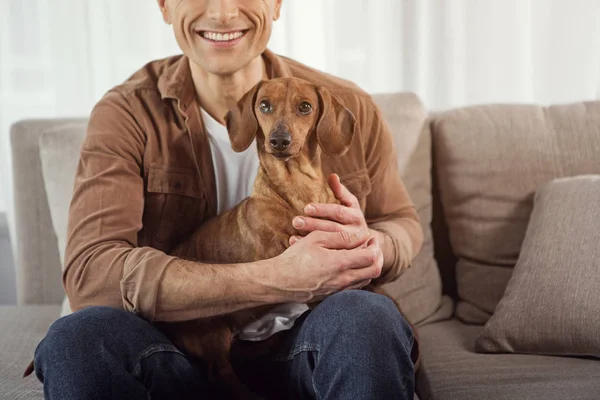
0, 305, 61, 399
416, 319, 600, 400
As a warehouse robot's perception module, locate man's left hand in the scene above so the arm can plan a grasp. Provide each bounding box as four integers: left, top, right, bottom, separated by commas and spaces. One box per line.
290, 173, 380, 248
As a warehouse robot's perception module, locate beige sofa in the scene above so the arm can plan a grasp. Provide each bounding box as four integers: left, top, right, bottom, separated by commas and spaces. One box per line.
2, 92, 600, 399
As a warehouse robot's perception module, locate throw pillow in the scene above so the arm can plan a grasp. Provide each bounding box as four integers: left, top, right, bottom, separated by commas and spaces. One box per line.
475, 175, 600, 357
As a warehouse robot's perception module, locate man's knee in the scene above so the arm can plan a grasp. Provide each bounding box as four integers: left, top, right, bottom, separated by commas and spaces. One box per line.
319, 290, 409, 325
307, 290, 415, 349
301, 291, 416, 379
47, 306, 138, 340
34, 306, 142, 363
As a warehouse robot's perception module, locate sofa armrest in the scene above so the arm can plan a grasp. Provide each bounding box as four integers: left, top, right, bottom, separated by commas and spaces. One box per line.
10, 118, 87, 305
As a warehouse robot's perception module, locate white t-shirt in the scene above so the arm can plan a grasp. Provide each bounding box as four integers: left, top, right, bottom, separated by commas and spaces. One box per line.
201, 108, 309, 341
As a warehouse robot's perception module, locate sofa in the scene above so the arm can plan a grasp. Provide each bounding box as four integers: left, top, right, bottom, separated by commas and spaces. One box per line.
2, 91, 600, 400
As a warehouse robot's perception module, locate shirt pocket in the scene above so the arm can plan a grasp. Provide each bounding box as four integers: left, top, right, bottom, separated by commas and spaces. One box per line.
144, 167, 206, 249
338, 168, 372, 212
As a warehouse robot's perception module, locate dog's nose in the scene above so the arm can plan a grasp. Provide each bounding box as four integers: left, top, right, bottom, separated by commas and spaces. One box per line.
269, 131, 291, 151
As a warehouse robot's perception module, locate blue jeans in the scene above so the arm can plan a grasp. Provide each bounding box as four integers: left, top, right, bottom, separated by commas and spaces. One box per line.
33, 291, 416, 399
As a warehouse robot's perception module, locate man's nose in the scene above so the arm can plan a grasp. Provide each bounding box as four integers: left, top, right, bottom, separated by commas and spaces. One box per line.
207, 0, 239, 23
269, 130, 292, 152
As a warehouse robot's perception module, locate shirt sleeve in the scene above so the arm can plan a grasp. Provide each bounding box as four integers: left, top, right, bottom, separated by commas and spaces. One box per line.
360, 95, 424, 284
63, 89, 176, 322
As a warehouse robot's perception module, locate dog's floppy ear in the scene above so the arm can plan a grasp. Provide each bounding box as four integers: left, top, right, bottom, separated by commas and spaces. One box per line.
225, 81, 263, 152
315, 86, 357, 156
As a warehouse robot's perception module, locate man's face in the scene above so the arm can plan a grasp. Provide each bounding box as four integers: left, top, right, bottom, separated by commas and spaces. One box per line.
158, 0, 282, 76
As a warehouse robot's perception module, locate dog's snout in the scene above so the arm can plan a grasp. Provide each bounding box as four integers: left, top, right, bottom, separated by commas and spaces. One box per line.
269, 131, 291, 151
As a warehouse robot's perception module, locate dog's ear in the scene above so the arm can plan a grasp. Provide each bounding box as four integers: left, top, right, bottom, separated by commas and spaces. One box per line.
315, 86, 357, 157
225, 81, 263, 152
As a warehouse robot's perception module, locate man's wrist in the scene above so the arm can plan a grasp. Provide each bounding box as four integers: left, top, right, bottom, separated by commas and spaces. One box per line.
244, 257, 303, 304
370, 228, 395, 275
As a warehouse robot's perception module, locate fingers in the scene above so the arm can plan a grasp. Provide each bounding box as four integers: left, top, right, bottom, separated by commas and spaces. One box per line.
339, 257, 383, 289
328, 173, 360, 208
340, 248, 378, 270
292, 215, 344, 234
341, 236, 383, 269
301, 203, 363, 225
306, 229, 372, 250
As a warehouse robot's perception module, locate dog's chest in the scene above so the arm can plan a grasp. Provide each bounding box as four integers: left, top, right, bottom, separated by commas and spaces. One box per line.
245, 172, 337, 258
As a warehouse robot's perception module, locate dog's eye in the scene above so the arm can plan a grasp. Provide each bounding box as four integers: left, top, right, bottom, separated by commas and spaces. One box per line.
298, 102, 312, 115
259, 100, 272, 113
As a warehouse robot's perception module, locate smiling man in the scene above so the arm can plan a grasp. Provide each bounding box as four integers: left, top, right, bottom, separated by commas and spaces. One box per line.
31, 1, 423, 399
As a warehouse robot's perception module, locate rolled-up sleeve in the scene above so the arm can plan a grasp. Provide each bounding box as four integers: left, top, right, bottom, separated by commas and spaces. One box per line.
63, 89, 175, 321
361, 97, 424, 284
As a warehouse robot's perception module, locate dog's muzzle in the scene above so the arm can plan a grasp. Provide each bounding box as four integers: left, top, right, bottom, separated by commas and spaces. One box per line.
269, 130, 291, 152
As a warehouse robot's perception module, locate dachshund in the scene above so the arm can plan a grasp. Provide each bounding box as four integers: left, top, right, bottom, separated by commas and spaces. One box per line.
157, 77, 420, 399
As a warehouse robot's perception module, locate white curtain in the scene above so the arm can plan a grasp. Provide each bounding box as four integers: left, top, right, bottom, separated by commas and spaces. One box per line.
1, 0, 599, 238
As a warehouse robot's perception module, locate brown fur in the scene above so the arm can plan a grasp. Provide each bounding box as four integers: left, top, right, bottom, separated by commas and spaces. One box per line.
156, 77, 419, 399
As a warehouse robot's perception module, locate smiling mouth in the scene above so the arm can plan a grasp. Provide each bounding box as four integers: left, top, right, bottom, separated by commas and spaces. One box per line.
197, 30, 248, 42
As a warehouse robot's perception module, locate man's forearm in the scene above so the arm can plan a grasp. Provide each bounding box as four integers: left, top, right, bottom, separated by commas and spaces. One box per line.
153, 257, 290, 322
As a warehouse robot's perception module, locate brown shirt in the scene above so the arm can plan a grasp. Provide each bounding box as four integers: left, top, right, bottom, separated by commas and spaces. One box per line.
63, 49, 423, 322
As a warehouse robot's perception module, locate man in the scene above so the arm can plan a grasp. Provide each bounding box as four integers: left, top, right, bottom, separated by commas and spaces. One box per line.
32, 1, 423, 399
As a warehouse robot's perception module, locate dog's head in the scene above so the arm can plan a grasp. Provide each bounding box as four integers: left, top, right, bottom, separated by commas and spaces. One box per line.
224, 77, 356, 160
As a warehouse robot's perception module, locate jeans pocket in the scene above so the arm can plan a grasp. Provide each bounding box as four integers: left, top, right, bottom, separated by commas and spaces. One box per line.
132, 343, 186, 378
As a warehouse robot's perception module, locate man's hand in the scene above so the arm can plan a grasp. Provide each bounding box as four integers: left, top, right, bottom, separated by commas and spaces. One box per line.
264, 172, 387, 302
290, 173, 385, 250
273, 230, 383, 303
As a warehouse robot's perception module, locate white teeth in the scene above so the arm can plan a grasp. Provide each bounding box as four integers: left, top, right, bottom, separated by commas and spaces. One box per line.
202, 31, 243, 42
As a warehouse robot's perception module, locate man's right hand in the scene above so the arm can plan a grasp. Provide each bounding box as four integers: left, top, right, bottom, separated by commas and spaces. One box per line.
268, 230, 384, 303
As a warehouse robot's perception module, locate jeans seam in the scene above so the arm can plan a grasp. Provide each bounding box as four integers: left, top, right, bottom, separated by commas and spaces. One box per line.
271, 343, 321, 362
311, 348, 323, 400
132, 343, 186, 378
272, 343, 323, 399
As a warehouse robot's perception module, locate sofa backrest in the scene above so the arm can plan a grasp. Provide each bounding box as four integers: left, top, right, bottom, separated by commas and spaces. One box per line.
10, 118, 87, 305
429, 101, 600, 324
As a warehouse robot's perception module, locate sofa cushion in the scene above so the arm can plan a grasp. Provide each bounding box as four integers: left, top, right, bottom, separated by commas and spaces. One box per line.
432, 100, 600, 324
373, 94, 451, 326
0, 305, 61, 400
38, 124, 86, 316
416, 319, 600, 400
475, 175, 600, 357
